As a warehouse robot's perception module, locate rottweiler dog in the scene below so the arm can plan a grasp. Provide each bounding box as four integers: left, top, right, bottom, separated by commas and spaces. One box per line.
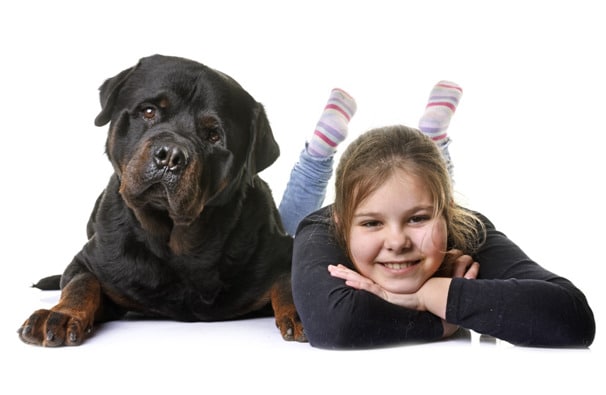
18, 54, 306, 346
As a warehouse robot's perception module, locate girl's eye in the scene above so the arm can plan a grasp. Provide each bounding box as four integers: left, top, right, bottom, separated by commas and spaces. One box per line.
409, 215, 430, 224
142, 106, 157, 120
361, 220, 381, 228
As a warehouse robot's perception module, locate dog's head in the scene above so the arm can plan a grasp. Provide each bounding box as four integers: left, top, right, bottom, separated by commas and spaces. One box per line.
94, 55, 279, 229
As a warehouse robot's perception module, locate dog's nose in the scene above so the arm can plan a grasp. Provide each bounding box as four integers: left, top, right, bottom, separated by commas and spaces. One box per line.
153, 145, 188, 171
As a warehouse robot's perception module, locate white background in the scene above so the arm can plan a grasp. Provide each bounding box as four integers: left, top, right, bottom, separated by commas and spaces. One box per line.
1, 1, 604, 393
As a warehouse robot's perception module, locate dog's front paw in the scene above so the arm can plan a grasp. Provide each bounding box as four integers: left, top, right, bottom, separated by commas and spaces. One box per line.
275, 310, 307, 342
18, 309, 92, 347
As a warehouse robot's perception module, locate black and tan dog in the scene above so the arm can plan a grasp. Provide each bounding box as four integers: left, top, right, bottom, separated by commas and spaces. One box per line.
18, 54, 306, 346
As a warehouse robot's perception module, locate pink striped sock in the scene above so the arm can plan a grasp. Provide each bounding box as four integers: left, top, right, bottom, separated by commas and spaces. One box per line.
418, 81, 462, 143
307, 88, 357, 157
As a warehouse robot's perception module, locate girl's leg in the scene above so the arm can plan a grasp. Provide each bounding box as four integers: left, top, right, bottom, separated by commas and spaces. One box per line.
278, 88, 357, 236
418, 80, 463, 182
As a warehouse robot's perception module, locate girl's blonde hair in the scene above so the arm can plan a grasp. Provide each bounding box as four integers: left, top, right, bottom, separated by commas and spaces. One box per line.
332, 125, 485, 257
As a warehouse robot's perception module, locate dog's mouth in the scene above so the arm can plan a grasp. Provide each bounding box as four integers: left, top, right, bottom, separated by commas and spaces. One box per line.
123, 178, 205, 226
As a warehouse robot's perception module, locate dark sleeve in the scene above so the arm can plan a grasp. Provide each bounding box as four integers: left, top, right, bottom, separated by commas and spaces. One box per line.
292, 207, 444, 349
446, 212, 595, 347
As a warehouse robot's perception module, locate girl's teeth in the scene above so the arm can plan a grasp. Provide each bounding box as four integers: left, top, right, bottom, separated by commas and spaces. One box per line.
384, 262, 412, 270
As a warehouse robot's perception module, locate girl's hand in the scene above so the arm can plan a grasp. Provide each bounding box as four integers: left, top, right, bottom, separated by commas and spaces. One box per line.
327, 264, 384, 296
327, 264, 422, 309
441, 249, 480, 279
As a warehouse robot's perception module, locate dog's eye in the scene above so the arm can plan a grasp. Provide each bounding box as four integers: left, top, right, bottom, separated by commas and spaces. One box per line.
207, 130, 221, 144
142, 106, 157, 120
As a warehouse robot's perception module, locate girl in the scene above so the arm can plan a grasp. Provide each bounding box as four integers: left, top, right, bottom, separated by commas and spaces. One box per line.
290, 124, 595, 349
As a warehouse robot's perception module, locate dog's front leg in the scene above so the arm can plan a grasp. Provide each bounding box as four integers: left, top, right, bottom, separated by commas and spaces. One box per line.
270, 274, 307, 342
19, 272, 102, 346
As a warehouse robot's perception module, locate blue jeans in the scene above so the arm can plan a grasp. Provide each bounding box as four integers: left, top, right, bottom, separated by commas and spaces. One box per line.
278, 146, 334, 236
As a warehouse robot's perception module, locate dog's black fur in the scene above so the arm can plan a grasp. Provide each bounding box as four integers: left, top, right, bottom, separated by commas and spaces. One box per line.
18, 55, 305, 346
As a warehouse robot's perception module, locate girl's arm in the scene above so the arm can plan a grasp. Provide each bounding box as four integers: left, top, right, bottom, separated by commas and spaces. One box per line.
327, 252, 479, 338
445, 214, 595, 347
291, 208, 445, 349
328, 250, 480, 318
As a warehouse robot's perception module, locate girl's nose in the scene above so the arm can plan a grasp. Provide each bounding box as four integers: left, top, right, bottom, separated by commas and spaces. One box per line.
384, 227, 411, 252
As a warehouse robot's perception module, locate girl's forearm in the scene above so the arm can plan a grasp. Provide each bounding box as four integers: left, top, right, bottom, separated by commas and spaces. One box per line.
418, 277, 452, 320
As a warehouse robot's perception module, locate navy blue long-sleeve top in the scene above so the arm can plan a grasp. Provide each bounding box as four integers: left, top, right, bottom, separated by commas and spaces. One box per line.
291, 206, 595, 349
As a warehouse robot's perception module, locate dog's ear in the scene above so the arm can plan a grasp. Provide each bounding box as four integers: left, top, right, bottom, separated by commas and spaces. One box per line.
248, 103, 280, 174
94, 65, 137, 127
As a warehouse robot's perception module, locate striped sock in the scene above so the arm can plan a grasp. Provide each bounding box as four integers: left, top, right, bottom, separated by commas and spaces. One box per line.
307, 88, 357, 157
418, 80, 462, 143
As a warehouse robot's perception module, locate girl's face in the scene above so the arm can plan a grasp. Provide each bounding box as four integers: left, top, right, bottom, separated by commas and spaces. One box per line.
348, 169, 447, 294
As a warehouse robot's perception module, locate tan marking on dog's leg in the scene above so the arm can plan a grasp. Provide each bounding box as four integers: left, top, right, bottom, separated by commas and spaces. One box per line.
18, 272, 102, 347
270, 274, 307, 342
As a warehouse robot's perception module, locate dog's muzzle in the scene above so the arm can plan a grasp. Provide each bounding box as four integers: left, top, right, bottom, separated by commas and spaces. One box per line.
119, 137, 205, 225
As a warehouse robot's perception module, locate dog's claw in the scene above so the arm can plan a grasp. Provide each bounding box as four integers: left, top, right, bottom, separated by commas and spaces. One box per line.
19, 325, 30, 336
276, 316, 307, 342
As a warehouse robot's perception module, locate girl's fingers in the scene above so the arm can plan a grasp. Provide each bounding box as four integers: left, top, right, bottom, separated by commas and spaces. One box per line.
328, 264, 379, 292
464, 262, 480, 279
